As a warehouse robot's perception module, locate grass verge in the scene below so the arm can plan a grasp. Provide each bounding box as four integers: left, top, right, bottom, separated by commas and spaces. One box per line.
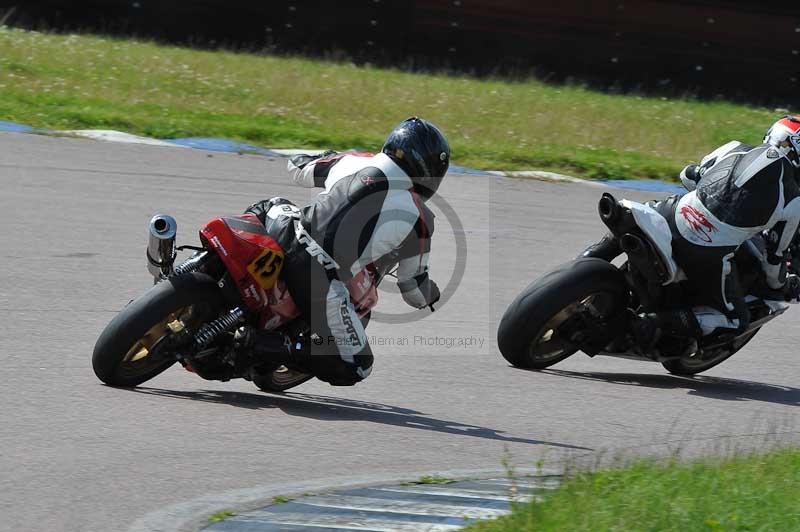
466, 448, 800, 531
0, 27, 790, 180
402, 475, 456, 486
207, 510, 236, 524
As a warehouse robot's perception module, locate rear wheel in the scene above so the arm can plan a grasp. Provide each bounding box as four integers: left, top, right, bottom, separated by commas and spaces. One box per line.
253, 366, 314, 392
662, 328, 761, 376
252, 313, 370, 393
93, 273, 226, 387
498, 258, 628, 369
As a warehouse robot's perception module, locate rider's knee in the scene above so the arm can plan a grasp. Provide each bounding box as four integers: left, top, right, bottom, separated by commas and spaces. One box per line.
321, 361, 372, 386
310, 351, 374, 387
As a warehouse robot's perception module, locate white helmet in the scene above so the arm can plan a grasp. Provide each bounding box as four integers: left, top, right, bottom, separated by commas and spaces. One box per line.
764, 115, 800, 168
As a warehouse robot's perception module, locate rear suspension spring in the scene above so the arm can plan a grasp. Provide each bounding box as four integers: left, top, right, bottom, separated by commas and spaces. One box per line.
174, 251, 209, 276
194, 307, 245, 350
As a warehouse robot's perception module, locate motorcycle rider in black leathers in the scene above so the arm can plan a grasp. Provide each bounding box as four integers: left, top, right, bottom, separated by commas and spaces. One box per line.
244, 118, 449, 385
585, 115, 800, 353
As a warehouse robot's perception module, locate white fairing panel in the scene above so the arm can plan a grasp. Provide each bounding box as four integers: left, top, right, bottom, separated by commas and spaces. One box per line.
620, 199, 684, 285
675, 193, 760, 247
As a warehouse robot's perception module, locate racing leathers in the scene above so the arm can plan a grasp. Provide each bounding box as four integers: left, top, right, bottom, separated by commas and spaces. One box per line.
247, 150, 439, 385
664, 141, 800, 336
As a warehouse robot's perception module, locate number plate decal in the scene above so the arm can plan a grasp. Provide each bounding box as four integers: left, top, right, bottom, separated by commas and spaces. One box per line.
247, 248, 285, 291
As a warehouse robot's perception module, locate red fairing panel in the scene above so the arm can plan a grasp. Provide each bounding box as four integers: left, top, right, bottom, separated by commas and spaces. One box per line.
200, 214, 380, 330
260, 279, 301, 330
200, 214, 287, 312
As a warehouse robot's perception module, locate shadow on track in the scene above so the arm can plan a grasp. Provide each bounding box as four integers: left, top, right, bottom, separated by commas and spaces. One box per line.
540, 369, 800, 406
129, 387, 591, 450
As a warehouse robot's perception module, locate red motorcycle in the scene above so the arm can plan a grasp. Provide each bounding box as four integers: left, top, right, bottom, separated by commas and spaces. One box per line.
93, 212, 387, 391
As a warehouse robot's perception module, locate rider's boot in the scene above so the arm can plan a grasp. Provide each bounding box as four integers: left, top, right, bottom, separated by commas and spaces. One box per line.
632, 309, 701, 359
579, 233, 621, 261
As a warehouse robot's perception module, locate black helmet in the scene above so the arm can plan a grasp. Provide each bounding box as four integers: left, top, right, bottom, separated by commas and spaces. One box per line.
382, 117, 450, 199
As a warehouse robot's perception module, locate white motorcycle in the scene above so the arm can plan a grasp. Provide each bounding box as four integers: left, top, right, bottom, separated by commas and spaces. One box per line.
497, 192, 796, 375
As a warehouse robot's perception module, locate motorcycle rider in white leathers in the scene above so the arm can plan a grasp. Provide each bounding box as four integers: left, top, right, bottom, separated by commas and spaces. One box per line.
585, 115, 800, 351
245, 118, 448, 385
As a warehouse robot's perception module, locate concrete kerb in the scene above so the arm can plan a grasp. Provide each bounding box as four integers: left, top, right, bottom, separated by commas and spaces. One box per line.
128, 466, 562, 532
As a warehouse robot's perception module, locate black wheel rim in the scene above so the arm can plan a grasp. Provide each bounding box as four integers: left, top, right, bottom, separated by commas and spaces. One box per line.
677, 329, 759, 370
528, 292, 616, 363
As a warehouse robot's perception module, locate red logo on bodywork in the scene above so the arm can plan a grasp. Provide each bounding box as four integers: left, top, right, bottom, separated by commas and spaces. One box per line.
680, 205, 717, 243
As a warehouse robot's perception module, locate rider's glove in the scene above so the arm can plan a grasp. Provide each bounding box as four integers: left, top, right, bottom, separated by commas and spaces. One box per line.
679, 164, 701, 191
784, 274, 800, 303
398, 272, 440, 310
288, 150, 339, 171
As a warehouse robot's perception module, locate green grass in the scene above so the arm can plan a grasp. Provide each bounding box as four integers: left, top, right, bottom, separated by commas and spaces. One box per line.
0, 27, 791, 180
207, 510, 236, 524
271, 495, 293, 504
404, 475, 456, 486
467, 448, 800, 532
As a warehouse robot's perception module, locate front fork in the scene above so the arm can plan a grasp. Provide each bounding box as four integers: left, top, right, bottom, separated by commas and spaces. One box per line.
558, 298, 629, 357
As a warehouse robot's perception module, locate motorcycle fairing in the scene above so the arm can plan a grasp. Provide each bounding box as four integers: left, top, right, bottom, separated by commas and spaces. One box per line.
200, 214, 379, 328
620, 199, 685, 285
258, 268, 378, 331
200, 214, 285, 312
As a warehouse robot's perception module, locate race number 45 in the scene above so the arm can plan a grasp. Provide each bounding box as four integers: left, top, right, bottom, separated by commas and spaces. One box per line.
247, 248, 285, 290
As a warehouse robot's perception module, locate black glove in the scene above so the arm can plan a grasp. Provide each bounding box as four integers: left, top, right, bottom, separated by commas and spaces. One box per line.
289, 150, 339, 170
679, 164, 701, 191
398, 272, 440, 310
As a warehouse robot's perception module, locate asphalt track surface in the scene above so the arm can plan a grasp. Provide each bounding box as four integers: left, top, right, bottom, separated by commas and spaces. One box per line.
2, 132, 800, 532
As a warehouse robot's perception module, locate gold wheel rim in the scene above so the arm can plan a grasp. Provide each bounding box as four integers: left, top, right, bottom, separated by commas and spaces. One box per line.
271, 366, 311, 386
121, 307, 190, 366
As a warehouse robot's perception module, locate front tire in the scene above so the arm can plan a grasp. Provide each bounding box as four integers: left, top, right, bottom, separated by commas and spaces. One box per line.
498, 258, 627, 369
93, 273, 226, 387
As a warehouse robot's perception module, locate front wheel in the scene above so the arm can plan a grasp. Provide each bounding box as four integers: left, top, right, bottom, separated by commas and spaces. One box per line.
498, 258, 628, 369
661, 328, 761, 376
92, 273, 226, 387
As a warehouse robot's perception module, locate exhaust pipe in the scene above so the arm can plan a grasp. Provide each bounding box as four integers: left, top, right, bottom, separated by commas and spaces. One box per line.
147, 214, 177, 280
598, 193, 620, 224
619, 233, 645, 256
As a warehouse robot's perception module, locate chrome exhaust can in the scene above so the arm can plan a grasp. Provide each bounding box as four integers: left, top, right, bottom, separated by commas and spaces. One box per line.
147, 214, 177, 280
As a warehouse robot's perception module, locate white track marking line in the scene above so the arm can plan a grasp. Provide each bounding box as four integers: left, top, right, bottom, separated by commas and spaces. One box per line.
296, 494, 510, 519
233, 512, 462, 531
474, 478, 562, 490
128, 466, 561, 532
269, 148, 327, 156
373, 486, 534, 502
63, 129, 188, 147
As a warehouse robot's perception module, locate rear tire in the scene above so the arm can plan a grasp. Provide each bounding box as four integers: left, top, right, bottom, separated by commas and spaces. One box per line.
252, 312, 370, 393
93, 273, 226, 387
498, 258, 628, 369
253, 367, 314, 392
661, 328, 761, 376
